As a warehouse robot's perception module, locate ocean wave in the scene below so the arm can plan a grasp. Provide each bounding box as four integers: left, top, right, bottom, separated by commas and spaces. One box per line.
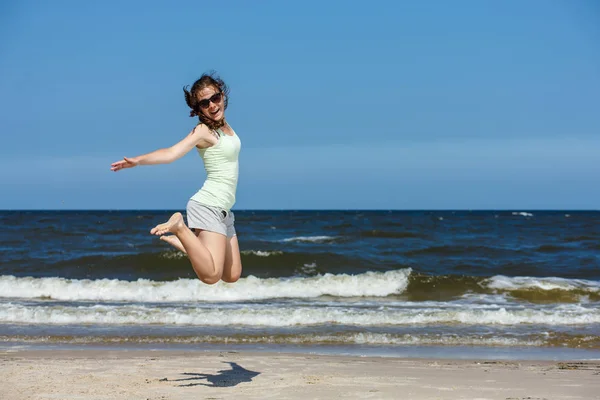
484, 275, 600, 293
2, 271, 598, 304
482, 275, 600, 303
369, 273, 600, 304
0, 333, 554, 348
241, 250, 283, 257
0, 269, 411, 302
15, 249, 368, 280
512, 212, 534, 217
282, 236, 338, 243
0, 302, 597, 326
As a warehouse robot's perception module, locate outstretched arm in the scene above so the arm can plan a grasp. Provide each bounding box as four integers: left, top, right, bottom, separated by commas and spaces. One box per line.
110, 124, 215, 171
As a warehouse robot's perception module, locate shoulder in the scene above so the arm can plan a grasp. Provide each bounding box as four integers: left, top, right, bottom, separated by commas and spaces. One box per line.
190, 123, 212, 137
191, 123, 219, 148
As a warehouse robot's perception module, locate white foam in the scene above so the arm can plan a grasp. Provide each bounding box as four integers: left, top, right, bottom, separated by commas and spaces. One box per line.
282, 236, 337, 243
299, 263, 318, 275
0, 302, 597, 327
240, 250, 283, 257
512, 212, 533, 217
0, 333, 544, 347
347, 333, 543, 347
160, 251, 186, 259
485, 275, 600, 293
0, 269, 411, 302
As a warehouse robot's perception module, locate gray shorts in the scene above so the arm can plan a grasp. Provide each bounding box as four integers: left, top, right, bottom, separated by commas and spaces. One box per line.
186, 199, 236, 238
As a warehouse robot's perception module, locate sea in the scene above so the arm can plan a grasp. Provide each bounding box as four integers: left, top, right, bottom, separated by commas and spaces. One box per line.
1, 210, 599, 360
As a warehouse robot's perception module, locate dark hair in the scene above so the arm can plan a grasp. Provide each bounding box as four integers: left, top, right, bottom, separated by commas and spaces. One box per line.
183, 71, 230, 131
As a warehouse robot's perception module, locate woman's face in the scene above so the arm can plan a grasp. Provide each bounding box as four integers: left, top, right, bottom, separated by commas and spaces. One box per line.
197, 85, 225, 122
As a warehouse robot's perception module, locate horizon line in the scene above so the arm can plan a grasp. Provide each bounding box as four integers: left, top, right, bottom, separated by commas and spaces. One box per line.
0, 208, 598, 212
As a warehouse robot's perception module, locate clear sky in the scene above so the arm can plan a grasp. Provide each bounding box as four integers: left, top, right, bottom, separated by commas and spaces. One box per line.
1, 0, 599, 210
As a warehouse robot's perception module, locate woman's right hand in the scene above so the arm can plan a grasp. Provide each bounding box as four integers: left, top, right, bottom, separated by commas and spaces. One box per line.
110, 157, 139, 172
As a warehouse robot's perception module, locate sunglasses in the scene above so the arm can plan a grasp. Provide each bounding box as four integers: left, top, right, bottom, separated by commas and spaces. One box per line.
198, 92, 223, 109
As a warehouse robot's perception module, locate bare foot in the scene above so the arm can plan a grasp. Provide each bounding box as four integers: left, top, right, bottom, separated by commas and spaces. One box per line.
160, 235, 187, 253
150, 212, 185, 236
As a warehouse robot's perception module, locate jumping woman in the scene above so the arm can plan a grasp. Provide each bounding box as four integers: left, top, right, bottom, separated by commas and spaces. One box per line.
110, 72, 242, 285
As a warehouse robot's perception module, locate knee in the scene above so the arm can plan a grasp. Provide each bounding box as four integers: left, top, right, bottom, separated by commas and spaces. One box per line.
200, 276, 221, 285
221, 273, 241, 283
221, 265, 242, 283
199, 272, 222, 285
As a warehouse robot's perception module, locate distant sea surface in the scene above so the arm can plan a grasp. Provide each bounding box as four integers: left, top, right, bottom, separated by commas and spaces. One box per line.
1, 210, 599, 359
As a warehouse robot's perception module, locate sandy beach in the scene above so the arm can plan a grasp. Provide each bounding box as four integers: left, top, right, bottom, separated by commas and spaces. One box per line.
1, 349, 599, 400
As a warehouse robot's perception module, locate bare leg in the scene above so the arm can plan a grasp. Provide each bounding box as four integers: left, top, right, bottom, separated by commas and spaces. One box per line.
221, 235, 242, 283
160, 235, 186, 253
150, 213, 226, 284
160, 233, 240, 282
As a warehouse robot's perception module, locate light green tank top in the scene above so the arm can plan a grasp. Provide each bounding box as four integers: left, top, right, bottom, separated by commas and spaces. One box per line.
190, 127, 241, 211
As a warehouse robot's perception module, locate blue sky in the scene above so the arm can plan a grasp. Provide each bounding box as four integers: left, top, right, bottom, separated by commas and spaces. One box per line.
1, 0, 599, 210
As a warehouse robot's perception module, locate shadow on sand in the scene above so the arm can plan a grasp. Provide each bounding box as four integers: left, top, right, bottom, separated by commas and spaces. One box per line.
169, 361, 261, 387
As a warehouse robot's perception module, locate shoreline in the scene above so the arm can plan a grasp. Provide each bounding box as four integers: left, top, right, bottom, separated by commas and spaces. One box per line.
2, 348, 599, 399
3, 342, 600, 362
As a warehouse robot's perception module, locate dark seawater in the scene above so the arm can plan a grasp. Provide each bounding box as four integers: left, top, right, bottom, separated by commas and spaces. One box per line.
1, 210, 599, 359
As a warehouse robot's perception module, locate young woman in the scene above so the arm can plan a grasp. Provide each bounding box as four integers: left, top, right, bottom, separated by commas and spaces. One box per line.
111, 72, 242, 284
